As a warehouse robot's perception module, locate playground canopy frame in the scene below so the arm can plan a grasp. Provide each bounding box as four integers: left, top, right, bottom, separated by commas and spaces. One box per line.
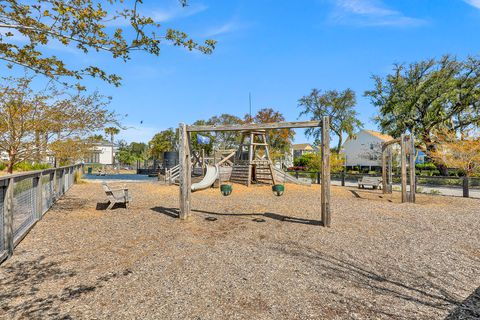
178, 117, 332, 227
381, 134, 416, 203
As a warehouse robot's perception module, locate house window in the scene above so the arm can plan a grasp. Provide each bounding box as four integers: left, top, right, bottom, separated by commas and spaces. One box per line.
86, 152, 100, 163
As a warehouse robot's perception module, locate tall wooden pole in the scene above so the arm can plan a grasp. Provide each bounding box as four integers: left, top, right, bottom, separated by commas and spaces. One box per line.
247, 132, 254, 186
179, 123, 191, 219
409, 134, 416, 203
387, 147, 393, 193
321, 116, 331, 227
400, 134, 407, 203
382, 147, 387, 193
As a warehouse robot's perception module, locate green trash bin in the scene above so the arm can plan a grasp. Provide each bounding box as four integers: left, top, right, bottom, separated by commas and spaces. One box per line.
87, 167, 92, 174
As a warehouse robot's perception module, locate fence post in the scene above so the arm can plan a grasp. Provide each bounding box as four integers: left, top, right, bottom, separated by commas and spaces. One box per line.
463, 177, 469, 198
317, 172, 321, 184
400, 134, 408, 203
341, 171, 345, 187
61, 169, 65, 195
3, 178, 14, 257
295, 171, 299, 179
53, 169, 58, 200
34, 174, 43, 220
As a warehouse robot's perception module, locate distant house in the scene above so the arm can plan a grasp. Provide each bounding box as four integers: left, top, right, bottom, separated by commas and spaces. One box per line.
341, 130, 393, 169
85, 141, 116, 165
1, 151, 8, 162
292, 143, 317, 158
416, 150, 426, 164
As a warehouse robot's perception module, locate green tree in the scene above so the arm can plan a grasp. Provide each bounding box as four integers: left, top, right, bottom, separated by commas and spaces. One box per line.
148, 128, 177, 159
298, 88, 362, 152
116, 141, 148, 165
0, 0, 215, 88
129, 142, 148, 159
206, 114, 243, 149
365, 55, 480, 174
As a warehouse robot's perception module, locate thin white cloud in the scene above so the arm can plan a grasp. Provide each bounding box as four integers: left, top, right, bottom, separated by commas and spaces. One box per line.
329, 0, 426, 27
117, 125, 159, 143
203, 21, 239, 37
202, 17, 248, 38
106, 3, 207, 27
464, 0, 480, 9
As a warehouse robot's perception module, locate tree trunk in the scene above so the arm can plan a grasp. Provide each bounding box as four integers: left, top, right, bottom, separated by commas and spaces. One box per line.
336, 134, 343, 154
35, 131, 42, 163
7, 152, 16, 174
424, 138, 449, 176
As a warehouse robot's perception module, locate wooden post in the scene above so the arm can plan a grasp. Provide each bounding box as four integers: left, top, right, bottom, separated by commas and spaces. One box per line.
409, 135, 416, 203
3, 178, 14, 256
382, 147, 387, 193
462, 177, 469, 198
179, 123, 192, 219
201, 149, 206, 176
400, 134, 407, 203
247, 132, 254, 186
321, 116, 331, 227
387, 147, 393, 193
35, 174, 43, 219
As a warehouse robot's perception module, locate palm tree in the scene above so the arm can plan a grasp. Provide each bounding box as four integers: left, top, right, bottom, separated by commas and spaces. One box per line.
104, 127, 120, 144
104, 127, 120, 166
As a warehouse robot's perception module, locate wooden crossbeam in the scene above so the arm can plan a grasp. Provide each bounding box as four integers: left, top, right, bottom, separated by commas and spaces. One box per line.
186, 120, 321, 132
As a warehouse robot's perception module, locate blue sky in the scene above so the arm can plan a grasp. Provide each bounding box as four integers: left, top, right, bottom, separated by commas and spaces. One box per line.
8, 0, 480, 145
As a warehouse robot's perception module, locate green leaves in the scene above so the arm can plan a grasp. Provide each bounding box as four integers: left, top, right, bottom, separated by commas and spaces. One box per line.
298, 88, 362, 151
0, 0, 216, 88
365, 55, 480, 152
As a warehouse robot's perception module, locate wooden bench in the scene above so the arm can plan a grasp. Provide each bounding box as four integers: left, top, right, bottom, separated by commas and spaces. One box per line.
358, 176, 382, 189
102, 182, 131, 209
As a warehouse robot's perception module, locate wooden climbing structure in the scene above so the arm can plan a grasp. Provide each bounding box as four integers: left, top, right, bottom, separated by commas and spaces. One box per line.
230, 130, 276, 186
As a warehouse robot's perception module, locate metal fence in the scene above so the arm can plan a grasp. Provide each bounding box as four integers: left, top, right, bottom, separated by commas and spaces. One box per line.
0, 164, 82, 264
286, 170, 480, 199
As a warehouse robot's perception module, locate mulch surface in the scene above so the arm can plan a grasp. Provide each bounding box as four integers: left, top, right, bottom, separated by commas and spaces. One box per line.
0, 182, 479, 319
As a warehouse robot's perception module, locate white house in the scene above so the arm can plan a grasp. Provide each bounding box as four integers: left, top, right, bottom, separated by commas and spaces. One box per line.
341, 130, 393, 169
85, 141, 116, 165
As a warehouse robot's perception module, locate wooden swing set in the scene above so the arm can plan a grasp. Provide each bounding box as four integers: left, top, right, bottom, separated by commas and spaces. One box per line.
177, 116, 333, 227
381, 134, 416, 203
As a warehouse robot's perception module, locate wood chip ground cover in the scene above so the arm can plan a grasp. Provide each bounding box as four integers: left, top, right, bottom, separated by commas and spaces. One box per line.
0, 182, 479, 319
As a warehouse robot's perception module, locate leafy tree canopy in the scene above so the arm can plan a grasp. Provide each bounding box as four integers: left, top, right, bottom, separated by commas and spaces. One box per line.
365, 55, 480, 154
0, 76, 115, 172
298, 88, 362, 152
0, 0, 216, 88
148, 128, 177, 159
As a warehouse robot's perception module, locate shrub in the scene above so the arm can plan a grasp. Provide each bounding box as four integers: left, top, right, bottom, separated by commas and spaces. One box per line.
0, 162, 5, 171
416, 163, 437, 171
13, 162, 52, 171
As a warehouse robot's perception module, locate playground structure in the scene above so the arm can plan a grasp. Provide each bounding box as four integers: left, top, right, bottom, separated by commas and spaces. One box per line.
177, 117, 332, 227
382, 134, 416, 203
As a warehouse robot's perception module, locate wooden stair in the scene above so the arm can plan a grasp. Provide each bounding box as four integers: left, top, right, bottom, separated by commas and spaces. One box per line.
254, 164, 274, 184
230, 164, 250, 185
